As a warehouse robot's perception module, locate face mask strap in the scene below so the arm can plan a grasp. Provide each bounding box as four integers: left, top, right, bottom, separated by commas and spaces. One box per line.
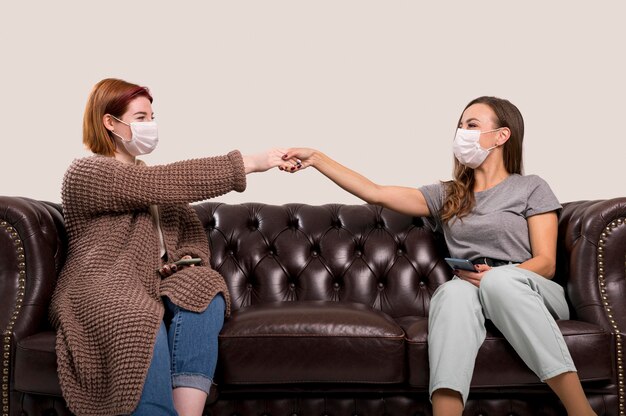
111, 131, 131, 143
481, 127, 504, 151
110, 115, 130, 126
108, 115, 132, 143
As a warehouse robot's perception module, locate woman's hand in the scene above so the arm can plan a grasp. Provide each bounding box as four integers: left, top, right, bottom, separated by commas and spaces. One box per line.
280, 148, 316, 172
454, 263, 491, 287
158, 255, 196, 278
243, 148, 301, 173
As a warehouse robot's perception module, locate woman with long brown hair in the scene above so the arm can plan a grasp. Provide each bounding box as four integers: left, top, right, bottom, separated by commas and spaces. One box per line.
282, 96, 596, 416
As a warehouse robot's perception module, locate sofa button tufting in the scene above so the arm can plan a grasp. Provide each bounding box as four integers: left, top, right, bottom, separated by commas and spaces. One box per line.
333, 282, 340, 289
311, 250, 318, 257
247, 283, 253, 290
290, 283, 296, 289
378, 282, 384, 289
355, 250, 362, 257
419, 281, 426, 287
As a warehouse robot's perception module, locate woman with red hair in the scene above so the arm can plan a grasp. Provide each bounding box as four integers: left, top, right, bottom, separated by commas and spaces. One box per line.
50, 78, 298, 416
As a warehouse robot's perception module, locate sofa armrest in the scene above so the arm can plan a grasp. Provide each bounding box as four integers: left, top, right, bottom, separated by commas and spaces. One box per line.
0, 196, 66, 344
558, 197, 626, 333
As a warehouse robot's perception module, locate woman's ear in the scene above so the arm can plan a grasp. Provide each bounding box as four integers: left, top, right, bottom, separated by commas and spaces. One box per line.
497, 127, 511, 146
102, 114, 115, 132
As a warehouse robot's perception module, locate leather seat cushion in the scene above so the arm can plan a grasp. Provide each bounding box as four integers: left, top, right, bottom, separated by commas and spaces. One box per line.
218, 301, 405, 384
15, 331, 62, 396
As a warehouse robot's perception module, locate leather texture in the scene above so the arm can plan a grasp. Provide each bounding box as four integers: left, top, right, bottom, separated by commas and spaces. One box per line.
2, 197, 626, 416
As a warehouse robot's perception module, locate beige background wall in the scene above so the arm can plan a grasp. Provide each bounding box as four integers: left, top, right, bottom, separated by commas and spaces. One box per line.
1, 1, 624, 205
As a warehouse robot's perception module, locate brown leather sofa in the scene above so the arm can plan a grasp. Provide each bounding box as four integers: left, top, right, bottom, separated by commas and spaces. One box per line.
1, 196, 625, 416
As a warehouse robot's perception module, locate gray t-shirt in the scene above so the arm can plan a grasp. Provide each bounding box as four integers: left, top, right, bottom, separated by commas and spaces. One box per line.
419, 174, 562, 263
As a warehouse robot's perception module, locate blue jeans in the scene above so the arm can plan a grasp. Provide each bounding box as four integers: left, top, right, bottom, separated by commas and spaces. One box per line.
131, 294, 226, 416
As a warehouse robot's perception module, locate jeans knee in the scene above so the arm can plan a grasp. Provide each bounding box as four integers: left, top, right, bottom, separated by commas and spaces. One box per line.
207, 293, 226, 318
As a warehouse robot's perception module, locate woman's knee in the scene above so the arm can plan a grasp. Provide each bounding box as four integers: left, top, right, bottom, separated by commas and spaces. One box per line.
207, 293, 226, 315
479, 266, 528, 301
431, 278, 478, 310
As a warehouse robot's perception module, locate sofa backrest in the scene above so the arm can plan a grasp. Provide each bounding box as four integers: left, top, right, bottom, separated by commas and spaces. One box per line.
194, 202, 453, 318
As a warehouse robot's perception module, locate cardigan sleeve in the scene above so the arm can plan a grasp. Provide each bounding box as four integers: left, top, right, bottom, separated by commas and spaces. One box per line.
62, 151, 246, 214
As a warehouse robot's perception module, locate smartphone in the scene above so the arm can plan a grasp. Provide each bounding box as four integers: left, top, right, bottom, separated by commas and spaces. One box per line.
444, 257, 476, 272
173, 258, 202, 266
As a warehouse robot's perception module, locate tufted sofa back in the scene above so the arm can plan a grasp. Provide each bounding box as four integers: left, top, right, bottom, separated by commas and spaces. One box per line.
193, 202, 453, 319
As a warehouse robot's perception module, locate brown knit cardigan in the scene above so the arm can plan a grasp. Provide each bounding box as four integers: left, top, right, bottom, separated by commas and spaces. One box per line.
49, 151, 246, 416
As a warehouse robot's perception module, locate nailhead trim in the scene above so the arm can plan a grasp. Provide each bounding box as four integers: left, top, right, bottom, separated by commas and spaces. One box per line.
598, 218, 625, 415
1, 220, 25, 416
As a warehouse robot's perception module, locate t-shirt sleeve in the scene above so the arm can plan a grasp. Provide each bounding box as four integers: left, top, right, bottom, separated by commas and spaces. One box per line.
524, 175, 562, 217
418, 182, 445, 233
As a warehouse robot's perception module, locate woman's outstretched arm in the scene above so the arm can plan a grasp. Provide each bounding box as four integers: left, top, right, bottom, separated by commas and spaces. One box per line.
282, 148, 431, 217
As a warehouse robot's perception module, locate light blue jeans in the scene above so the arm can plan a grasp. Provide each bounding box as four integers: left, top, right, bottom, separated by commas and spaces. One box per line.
428, 265, 576, 406
132, 294, 226, 416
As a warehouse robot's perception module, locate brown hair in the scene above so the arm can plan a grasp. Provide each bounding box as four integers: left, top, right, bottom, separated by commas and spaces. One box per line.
441, 96, 524, 223
83, 78, 153, 156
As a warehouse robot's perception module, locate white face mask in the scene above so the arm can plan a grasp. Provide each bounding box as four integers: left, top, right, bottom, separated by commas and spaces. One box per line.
111, 115, 159, 156
452, 128, 500, 169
